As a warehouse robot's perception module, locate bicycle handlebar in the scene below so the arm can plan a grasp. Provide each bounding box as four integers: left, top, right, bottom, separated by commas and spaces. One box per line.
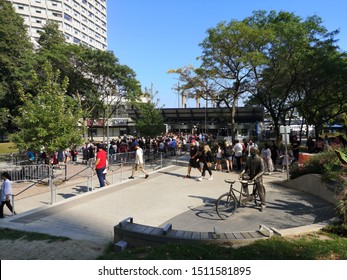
224, 179, 256, 184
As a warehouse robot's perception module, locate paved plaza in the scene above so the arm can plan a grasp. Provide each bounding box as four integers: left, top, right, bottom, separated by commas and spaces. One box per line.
0, 159, 337, 244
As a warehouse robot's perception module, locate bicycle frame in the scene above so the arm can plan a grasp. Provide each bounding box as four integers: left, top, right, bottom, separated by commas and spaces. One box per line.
225, 179, 256, 206
216, 179, 261, 219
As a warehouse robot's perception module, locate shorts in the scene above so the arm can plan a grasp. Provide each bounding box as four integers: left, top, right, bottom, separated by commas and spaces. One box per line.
134, 163, 144, 170
189, 158, 200, 168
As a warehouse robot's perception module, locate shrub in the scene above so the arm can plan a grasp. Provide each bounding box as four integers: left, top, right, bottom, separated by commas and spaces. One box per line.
289, 148, 347, 224
290, 149, 347, 187
337, 188, 347, 224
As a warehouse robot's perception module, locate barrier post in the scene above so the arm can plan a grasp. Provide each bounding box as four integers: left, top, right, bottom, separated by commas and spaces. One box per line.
160, 153, 163, 169
64, 163, 67, 181
11, 195, 15, 216
49, 165, 56, 204
91, 164, 94, 191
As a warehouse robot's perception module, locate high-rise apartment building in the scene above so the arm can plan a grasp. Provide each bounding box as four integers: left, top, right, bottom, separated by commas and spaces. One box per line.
6, 0, 107, 50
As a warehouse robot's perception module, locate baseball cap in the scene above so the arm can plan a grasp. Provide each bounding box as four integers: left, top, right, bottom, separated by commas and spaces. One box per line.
133, 141, 139, 147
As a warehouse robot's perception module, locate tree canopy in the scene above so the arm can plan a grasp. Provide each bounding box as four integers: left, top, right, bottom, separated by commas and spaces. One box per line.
11, 62, 82, 152
0, 14, 143, 144
0, 0, 33, 131
170, 10, 347, 140
133, 101, 166, 138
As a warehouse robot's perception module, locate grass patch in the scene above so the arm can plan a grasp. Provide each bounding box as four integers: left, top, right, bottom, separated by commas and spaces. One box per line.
98, 234, 347, 260
1, 227, 346, 260
0, 228, 70, 243
0, 142, 18, 154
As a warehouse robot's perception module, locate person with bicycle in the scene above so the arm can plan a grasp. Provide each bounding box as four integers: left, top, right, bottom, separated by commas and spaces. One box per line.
239, 146, 266, 211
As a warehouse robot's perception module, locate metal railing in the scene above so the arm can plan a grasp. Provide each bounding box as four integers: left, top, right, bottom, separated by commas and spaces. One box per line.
4, 149, 188, 212
0, 164, 50, 182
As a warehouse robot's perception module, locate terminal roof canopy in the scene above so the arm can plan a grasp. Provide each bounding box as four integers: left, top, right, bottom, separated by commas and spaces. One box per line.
127, 106, 264, 124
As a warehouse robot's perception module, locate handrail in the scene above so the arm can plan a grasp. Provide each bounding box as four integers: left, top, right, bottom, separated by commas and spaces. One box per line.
62, 164, 90, 182
13, 179, 47, 197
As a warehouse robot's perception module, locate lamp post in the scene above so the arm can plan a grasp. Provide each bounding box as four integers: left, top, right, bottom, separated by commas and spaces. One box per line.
280, 125, 291, 180
205, 98, 207, 135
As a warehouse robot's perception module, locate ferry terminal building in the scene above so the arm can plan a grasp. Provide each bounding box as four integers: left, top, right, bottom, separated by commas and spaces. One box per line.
87, 106, 264, 141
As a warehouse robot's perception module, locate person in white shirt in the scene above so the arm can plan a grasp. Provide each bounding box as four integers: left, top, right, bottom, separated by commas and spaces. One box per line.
128, 142, 149, 179
234, 139, 244, 170
1, 172, 16, 218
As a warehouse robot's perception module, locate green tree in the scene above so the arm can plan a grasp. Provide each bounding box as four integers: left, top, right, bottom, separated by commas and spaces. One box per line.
37, 21, 66, 51
0, 0, 33, 131
34, 23, 142, 141
133, 101, 165, 138
245, 11, 340, 139
296, 47, 347, 137
11, 62, 82, 153
74, 48, 142, 141
170, 16, 269, 141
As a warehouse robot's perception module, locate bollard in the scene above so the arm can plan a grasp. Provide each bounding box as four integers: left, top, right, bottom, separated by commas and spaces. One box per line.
114, 240, 128, 252
121, 162, 123, 181
49, 166, 56, 205
11, 195, 15, 216
64, 163, 67, 181
160, 153, 163, 169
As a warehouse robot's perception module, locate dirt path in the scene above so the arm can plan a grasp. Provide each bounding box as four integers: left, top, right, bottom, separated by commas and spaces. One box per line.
0, 239, 106, 260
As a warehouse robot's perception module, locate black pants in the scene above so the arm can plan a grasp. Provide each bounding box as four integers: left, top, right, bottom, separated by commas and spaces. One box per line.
202, 162, 212, 177
0, 200, 13, 217
235, 156, 242, 170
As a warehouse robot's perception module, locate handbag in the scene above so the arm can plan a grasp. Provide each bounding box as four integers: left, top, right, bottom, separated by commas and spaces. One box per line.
207, 162, 212, 168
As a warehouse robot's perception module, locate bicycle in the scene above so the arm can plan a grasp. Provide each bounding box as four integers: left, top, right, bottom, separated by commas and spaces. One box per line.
215, 178, 264, 219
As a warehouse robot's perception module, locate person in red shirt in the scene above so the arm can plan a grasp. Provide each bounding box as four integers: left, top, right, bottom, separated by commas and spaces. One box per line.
94, 144, 107, 187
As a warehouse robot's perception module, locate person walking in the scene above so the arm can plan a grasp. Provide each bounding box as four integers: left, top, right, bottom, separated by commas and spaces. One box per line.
240, 147, 266, 211
94, 143, 107, 187
185, 139, 202, 178
128, 142, 149, 179
1, 172, 16, 218
198, 144, 215, 181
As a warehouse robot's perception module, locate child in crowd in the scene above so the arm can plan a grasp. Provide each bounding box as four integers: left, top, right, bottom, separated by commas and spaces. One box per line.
281, 149, 293, 173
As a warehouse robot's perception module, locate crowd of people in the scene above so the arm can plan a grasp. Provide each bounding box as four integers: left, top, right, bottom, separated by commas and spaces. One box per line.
1, 131, 342, 219
25, 132, 347, 175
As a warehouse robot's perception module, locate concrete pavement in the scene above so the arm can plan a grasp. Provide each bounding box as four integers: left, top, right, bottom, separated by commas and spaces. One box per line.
0, 161, 337, 244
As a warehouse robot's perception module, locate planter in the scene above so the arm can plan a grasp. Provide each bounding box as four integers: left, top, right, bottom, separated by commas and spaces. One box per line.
279, 174, 339, 205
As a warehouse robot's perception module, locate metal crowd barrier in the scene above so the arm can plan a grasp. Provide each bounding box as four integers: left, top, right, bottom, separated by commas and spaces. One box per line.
111, 151, 136, 163
0, 164, 50, 182
3, 150, 186, 213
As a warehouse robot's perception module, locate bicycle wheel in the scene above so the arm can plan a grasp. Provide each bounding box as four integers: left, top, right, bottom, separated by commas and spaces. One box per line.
216, 193, 237, 219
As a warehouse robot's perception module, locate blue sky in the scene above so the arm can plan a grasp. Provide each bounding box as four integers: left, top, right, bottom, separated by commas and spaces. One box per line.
107, 0, 347, 108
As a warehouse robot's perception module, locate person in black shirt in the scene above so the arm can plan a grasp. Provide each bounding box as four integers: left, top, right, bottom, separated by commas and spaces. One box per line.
291, 135, 301, 161
185, 140, 202, 179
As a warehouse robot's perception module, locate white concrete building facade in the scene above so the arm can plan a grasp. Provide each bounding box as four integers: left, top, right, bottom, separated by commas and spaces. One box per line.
6, 0, 107, 50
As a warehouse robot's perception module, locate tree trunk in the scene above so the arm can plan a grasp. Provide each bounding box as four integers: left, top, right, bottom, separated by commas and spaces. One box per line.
230, 98, 237, 142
